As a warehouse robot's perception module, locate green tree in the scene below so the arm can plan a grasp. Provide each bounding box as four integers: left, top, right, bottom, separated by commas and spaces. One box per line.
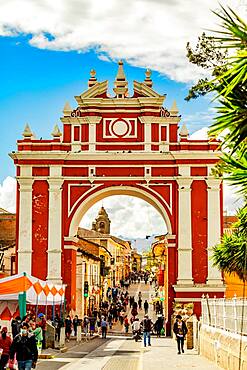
186, 6, 247, 279
212, 206, 247, 280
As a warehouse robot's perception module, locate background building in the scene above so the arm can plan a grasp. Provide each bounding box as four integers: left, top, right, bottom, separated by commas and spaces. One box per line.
0, 208, 16, 277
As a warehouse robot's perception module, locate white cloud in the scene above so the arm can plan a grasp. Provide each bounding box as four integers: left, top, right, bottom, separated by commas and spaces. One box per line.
223, 183, 244, 215
0, 0, 241, 83
80, 195, 166, 239
189, 126, 209, 140
0, 176, 16, 213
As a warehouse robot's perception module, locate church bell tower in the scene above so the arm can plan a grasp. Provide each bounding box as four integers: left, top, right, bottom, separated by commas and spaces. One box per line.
92, 206, 111, 234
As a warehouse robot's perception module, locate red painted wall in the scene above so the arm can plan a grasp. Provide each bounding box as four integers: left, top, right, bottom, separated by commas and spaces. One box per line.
63, 249, 77, 311
191, 180, 208, 284
32, 181, 49, 280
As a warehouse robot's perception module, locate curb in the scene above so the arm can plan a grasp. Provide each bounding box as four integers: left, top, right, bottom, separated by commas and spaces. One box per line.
38, 334, 100, 359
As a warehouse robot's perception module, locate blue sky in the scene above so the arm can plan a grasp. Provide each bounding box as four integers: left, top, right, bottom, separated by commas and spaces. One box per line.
0, 0, 242, 237
0, 35, 212, 182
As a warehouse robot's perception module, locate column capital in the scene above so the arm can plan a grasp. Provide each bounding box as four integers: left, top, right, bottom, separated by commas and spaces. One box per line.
206, 178, 221, 191
176, 178, 193, 191
48, 178, 64, 191
17, 178, 34, 191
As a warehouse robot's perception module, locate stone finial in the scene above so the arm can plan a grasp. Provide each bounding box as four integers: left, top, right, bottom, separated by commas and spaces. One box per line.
170, 100, 179, 115
63, 101, 72, 116
113, 60, 128, 98
144, 69, 153, 88
179, 124, 189, 138
88, 69, 97, 88
51, 124, 62, 139
22, 124, 33, 139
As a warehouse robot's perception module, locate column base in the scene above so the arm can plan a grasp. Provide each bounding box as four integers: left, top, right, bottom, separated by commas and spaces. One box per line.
176, 279, 194, 286
46, 276, 63, 284
206, 278, 224, 286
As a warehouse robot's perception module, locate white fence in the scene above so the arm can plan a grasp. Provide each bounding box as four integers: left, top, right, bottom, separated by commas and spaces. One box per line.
201, 296, 247, 336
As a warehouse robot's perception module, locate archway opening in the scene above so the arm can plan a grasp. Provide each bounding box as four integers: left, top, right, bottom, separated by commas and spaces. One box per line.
73, 191, 170, 320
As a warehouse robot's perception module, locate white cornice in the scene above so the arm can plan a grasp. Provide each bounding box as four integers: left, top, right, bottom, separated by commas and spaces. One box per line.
10, 151, 220, 161
139, 116, 180, 124
173, 284, 226, 292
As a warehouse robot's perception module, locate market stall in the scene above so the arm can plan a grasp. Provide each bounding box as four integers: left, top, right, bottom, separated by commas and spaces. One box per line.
0, 272, 66, 320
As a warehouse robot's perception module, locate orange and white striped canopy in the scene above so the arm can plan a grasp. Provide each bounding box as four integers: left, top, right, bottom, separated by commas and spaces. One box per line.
0, 273, 66, 305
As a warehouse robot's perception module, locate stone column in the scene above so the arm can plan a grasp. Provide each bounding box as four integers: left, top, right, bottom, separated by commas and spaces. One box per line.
47, 168, 63, 283
177, 178, 193, 285
18, 178, 33, 274
206, 179, 223, 285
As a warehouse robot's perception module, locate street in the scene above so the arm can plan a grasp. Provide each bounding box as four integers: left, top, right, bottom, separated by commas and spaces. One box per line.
37, 282, 219, 370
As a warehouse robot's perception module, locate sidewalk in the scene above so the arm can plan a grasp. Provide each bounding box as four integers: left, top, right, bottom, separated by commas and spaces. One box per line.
141, 337, 220, 370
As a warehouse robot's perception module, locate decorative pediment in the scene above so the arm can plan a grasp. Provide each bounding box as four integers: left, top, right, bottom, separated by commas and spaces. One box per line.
75, 80, 108, 102
133, 81, 164, 99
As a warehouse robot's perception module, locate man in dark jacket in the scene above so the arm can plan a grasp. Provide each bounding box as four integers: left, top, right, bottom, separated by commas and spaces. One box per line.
173, 315, 188, 354
9, 322, 38, 370
141, 314, 153, 347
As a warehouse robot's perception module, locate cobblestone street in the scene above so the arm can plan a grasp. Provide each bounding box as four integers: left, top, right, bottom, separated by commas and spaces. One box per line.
37, 282, 220, 370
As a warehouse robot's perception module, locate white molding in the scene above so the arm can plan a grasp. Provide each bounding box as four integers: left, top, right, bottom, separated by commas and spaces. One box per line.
60, 164, 213, 168
68, 183, 104, 217
144, 122, 152, 152
10, 151, 220, 161
68, 185, 173, 237
174, 298, 202, 302
72, 124, 81, 143
173, 285, 226, 293
89, 123, 96, 152
64, 245, 78, 251
158, 123, 169, 142
139, 183, 173, 214
103, 118, 137, 139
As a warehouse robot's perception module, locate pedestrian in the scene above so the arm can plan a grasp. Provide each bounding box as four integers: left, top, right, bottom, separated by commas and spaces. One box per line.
30, 322, 43, 355
65, 315, 72, 342
119, 311, 125, 325
83, 315, 89, 336
141, 315, 153, 347
101, 317, 108, 339
9, 322, 38, 370
11, 316, 21, 339
138, 297, 142, 310
53, 314, 63, 342
108, 312, 113, 329
124, 316, 129, 333
154, 315, 163, 338
173, 315, 188, 354
144, 300, 149, 315
0, 327, 12, 370
73, 315, 79, 337
89, 316, 96, 336
37, 313, 47, 349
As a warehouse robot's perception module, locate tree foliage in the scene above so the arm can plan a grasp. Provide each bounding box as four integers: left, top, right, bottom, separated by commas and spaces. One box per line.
212, 206, 247, 280
186, 6, 247, 280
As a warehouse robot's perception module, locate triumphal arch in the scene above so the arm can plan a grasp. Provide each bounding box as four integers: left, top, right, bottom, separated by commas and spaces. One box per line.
11, 61, 225, 322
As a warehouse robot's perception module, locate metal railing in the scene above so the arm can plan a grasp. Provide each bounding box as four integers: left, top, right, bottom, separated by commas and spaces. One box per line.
201, 296, 247, 336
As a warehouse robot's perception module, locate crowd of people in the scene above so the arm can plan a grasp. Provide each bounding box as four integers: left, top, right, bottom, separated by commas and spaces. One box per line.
0, 311, 46, 370
0, 271, 188, 369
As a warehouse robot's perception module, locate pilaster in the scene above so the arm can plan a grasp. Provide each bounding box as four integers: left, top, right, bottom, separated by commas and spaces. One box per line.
17, 176, 33, 274
89, 123, 96, 152
144, 122, 152, 152
176, 177, 193, 285
47, 167, 63, 283
206, 179, 223, 285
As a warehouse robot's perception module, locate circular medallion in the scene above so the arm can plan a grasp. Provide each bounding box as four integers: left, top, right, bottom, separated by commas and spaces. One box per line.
111, 120, 129, 137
